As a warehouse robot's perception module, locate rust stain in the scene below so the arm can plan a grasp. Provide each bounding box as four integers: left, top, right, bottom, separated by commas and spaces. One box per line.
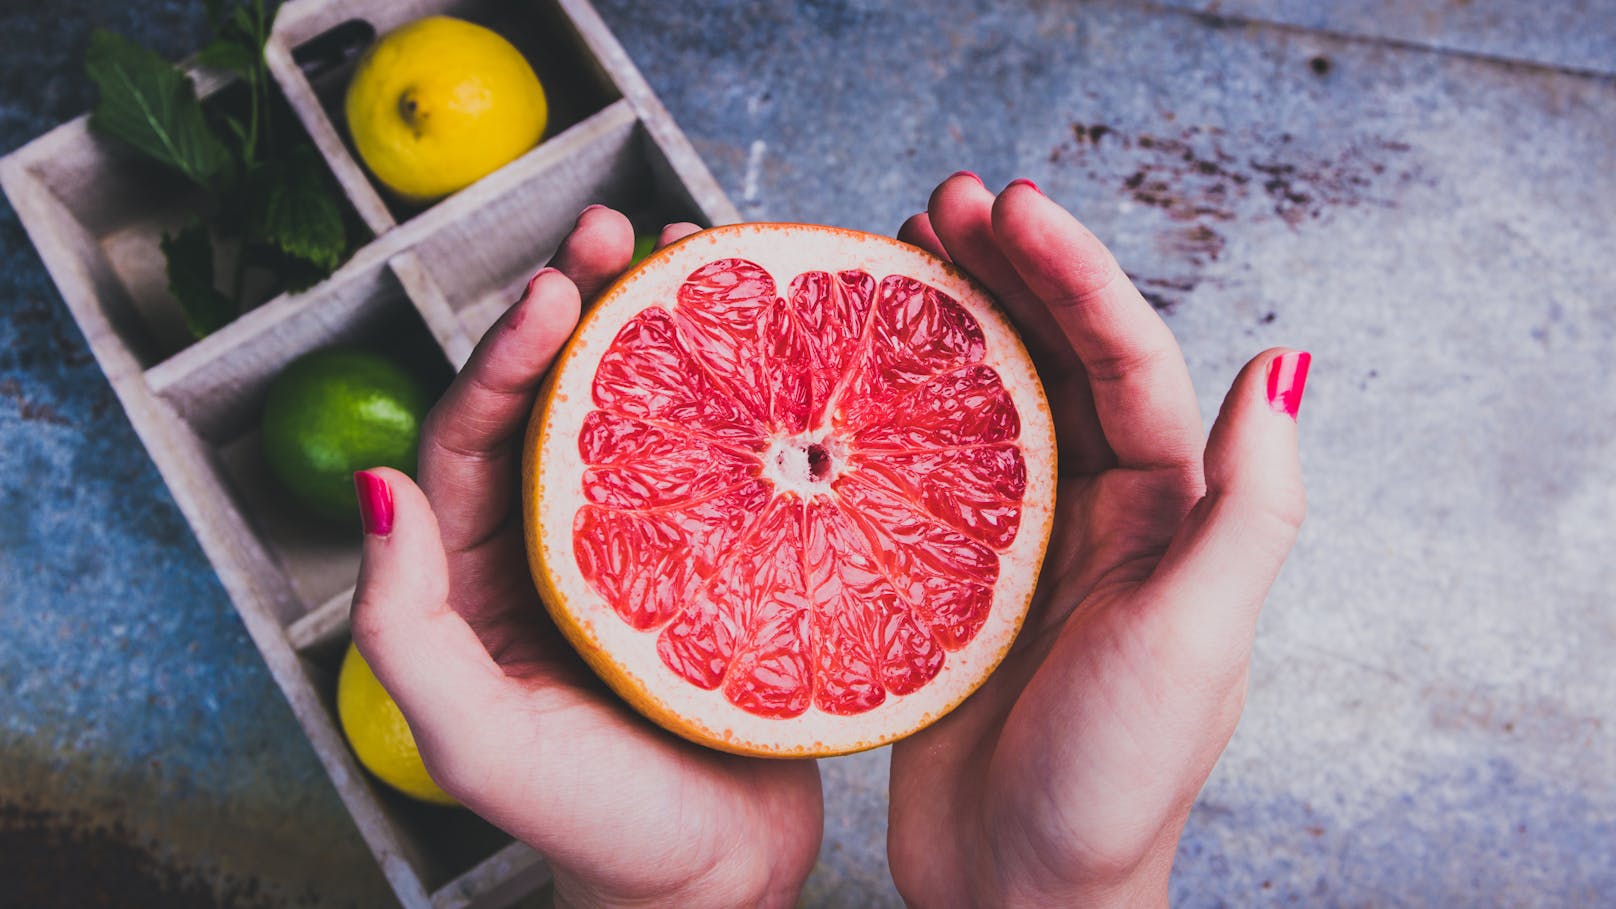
0, 802, 286, 908
1049, 117, 1419, 310
1424, 682, 1606, 743
0, 378, 72, 426
5, 297, 96, 369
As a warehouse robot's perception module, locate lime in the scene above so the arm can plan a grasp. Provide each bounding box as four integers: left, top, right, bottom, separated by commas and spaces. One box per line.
261, 347, 429, 520
631, 233, 657, 265
336, 643, 456, 805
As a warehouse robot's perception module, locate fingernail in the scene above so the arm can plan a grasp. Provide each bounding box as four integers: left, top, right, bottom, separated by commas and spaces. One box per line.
1266, 351, 1312, 420
579, 203, 607, 215
526, 266, 558, 294
950, 170, 983, 186
354, 470, 394, 536
1007, 178, 1041, 194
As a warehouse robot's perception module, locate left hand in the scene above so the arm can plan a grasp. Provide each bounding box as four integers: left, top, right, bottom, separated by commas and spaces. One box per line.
348, 206, 824, 909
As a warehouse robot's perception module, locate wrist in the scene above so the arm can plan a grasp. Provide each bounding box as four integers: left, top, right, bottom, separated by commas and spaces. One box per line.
546, 860, 809, 909
965, 825, 1179, 909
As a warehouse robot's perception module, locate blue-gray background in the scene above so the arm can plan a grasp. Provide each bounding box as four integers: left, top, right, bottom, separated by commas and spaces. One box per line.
3, 1, 1613, 905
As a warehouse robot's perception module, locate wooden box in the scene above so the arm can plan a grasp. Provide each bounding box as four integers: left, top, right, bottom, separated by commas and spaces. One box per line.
0, 1, 738, 905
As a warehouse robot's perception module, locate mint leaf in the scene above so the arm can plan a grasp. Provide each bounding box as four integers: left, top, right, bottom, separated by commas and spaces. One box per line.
86, 29, 234, 191
197, 38, 257, 78
243, 144, 347, 277
161, 223, 235, 337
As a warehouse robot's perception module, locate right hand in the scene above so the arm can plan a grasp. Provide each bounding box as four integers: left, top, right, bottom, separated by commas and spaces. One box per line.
886, 174, 1309, 907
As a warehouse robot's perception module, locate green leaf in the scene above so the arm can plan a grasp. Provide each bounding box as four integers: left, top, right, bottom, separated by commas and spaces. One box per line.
85, 29, 234, 191
161, 223, 235, 337
196, 38, 257, 78
202, 0, 228, 33
243, 144, 347, 277
231, 3, 269, 50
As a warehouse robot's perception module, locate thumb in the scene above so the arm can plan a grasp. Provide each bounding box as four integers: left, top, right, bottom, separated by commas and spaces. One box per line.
349, 468, 507, 788
1140, 349, 1311, 662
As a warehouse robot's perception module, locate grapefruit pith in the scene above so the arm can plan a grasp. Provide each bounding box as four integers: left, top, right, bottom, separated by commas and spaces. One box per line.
523, 223, 1055, 757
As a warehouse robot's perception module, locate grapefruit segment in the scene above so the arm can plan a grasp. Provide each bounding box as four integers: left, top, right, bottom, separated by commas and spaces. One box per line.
673, 258, 778, 424
852, 444, 1028, 548
526, 223, 1055, 756
788, 270, 878, 429
656, 494, 811, 717
834, 276, 987, 434
852, 364, 1020, 452
579, 411, 759, 510
805, 496, 944, 714
574, 479, 770, 630
592, 308, 767, 450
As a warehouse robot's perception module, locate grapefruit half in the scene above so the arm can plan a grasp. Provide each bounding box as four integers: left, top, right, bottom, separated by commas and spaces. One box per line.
523, 223, 1055, 757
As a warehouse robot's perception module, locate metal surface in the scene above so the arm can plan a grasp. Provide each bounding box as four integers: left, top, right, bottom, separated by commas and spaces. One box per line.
4, 1, 1614, 906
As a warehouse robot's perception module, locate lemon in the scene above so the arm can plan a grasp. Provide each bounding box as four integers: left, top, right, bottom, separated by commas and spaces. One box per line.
337, 643, 457, 805
261, 347, 429, 520
345, 16, 548, 203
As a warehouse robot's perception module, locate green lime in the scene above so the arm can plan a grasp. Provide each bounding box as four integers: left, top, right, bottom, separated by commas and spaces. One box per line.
631, 233, 657, 265
261, 347, 429, 519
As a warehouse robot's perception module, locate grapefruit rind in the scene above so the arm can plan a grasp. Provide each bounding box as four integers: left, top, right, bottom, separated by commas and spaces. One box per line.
523, 223, 1055, 758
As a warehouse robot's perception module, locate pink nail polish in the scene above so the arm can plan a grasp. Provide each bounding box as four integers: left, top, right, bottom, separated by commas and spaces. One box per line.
951, 170, 983, 186
1266, 351, 1312, 420
1007, 178, 1041, 194
354, 471, 394, 536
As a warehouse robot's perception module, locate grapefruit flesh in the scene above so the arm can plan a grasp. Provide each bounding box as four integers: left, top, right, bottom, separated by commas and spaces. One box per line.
524, 223, 1055, 756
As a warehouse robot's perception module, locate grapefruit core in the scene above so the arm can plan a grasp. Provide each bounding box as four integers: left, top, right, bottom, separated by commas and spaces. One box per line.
522, 223, 1055, 757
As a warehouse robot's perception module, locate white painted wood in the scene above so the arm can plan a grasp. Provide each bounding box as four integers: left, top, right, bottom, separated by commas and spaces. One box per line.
287, 587, 355, 652
431, 842, 551, 909
262, 33, 397, 236
554, 0, 741, 226
144, 245, 407, 443
391, 251, 476, 369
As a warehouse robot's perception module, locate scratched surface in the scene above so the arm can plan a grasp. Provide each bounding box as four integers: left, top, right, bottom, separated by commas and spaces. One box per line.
1147, 0, 1616, 75
4, 0, 1615, 906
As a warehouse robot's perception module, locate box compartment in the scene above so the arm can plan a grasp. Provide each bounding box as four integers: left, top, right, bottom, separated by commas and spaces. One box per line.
269, 0, 624, 231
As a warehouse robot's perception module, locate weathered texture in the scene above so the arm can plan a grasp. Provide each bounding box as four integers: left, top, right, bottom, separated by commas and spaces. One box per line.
1148, 0, 1616, 76
4, 0, 1614, 906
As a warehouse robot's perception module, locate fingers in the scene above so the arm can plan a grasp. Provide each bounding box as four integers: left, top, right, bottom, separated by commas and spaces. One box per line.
991, 184, 1205, 474
897, 212, 949, 259
925, 174, 1113, 474
927, 174, 1072, 370
1141, 350, 1310, 662
551, 205, 636, 300
418, 268, 583, 552
350, 469, 507, 762
657, 221, 702, 249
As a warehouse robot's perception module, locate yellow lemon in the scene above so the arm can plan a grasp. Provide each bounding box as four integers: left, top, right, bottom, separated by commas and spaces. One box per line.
346, 16, 548, 203
336, 642, 457, 805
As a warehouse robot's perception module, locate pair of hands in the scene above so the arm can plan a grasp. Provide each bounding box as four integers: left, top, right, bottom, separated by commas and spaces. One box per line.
349, 174, 1309, 908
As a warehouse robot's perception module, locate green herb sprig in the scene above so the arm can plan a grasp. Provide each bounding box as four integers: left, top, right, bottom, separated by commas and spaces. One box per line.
86, 0, 353, 338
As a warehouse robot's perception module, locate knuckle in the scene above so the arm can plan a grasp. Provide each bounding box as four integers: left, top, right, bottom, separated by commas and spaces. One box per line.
1080, 339, 1177, 387
419, 710, 506, 802
1258, 479, 1308, 536
348, 591, 386, 649
1221, 473, 1307, 542
1046, 258, 1129, 313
